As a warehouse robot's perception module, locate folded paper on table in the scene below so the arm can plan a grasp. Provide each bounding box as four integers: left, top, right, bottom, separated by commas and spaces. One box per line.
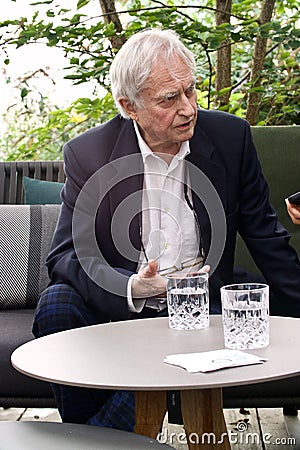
164, 349, 267, 373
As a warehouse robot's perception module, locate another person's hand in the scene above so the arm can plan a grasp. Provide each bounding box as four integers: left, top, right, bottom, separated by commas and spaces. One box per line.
286, 199, 300, 225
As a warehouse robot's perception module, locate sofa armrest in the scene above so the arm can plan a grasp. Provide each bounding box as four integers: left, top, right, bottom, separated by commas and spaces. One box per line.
0, 204, 60, 309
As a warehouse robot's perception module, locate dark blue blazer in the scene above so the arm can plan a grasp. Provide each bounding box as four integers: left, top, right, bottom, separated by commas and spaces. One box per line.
47, 109, 300, 320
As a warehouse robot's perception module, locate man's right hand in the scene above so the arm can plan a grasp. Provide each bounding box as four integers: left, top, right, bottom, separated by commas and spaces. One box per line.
131, 260, 211, 299
131, 260, 167, 299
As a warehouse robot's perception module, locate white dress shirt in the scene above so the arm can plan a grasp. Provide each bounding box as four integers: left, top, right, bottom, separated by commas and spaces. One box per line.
127, 122, 201, 312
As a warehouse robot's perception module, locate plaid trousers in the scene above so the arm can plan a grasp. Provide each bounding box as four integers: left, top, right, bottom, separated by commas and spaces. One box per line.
32, 284, 135, 431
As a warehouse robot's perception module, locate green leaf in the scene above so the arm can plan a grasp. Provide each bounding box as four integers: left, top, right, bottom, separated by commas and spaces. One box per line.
64, 74, 84, 80
30, 1, 53, 4
77, 0, 90, 9
20, 87, 29, 99
288, 40, 300, 49
70, 14, 84, 24
46, 31, 59, 46
249, 86, 265, 93
218, 86, 232, 95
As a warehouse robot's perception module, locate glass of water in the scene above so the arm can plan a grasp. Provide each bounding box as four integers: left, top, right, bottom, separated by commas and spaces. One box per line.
221, 283, 269, 350
166, 273, 209, 330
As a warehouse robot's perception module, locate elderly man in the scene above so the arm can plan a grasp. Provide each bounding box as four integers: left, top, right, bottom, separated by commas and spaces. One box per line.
33, 29, 300, 430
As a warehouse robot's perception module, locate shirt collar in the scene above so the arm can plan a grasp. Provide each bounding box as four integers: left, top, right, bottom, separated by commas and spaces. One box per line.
133, 121, 190, 164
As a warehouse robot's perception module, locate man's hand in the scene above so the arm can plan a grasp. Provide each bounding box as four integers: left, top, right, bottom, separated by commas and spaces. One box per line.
286, 199, 300, 225
131, 261, 211, 299
199, 264, 210, 273
131, 260, 167, 299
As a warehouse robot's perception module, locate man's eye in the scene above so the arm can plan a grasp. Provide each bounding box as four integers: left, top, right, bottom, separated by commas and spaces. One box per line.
160, 96, 176, 106
186, 86, 195, 97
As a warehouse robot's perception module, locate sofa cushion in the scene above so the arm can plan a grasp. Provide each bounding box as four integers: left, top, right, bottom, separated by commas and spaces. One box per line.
23, 177, 64, 205
0, 205, 60, 309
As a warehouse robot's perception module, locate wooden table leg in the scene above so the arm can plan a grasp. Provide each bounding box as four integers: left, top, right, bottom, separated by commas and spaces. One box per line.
181, 388, 230, 449
134, 390, 167, 439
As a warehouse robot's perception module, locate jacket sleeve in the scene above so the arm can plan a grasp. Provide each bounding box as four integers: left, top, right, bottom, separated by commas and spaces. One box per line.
46, 138, 132, 322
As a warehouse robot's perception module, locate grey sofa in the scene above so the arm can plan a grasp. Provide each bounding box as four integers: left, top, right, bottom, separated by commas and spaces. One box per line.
0, 162, 64, 408
0, 126, 299, 415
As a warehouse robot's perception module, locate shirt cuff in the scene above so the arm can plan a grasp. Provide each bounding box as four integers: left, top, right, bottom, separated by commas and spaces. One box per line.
127, 274, 147, 313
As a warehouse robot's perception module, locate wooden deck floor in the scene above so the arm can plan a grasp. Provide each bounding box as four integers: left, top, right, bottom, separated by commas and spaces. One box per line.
0, 407, 299, 449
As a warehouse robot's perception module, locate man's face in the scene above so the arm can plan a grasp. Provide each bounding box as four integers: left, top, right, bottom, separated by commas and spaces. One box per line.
121, 56, 198, 155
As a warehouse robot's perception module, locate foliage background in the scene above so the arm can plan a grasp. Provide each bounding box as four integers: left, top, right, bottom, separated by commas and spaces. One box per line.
0, 0, 299, 161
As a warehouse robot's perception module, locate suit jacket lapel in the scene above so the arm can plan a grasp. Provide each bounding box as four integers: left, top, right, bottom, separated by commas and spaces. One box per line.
188, 120, 226, 206
187, 119, 227, 258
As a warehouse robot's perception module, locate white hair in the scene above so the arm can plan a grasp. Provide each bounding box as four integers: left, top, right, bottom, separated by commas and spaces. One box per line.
109, 28, 196, 119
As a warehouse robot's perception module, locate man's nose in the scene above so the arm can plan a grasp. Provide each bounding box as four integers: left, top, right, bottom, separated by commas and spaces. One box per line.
178, 93, 195, 116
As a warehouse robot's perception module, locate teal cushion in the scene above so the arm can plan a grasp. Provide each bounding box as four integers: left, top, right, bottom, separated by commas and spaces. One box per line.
23, 177, 63, 205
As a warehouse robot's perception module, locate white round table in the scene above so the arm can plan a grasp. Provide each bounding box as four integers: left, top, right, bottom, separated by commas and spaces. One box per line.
0, 421, 172, 450
12, 316, 300, 449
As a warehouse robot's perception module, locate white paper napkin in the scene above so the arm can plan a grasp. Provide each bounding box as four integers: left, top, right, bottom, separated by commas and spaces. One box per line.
164, 349, 267, 373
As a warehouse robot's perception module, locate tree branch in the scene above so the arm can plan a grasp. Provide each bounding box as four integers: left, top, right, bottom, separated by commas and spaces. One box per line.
245, 0, 276, 124
97, 0, 126, 50
215, 0, 232, 108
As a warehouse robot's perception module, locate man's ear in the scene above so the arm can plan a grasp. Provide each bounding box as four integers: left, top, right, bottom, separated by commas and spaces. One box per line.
118, 98, 138, 120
